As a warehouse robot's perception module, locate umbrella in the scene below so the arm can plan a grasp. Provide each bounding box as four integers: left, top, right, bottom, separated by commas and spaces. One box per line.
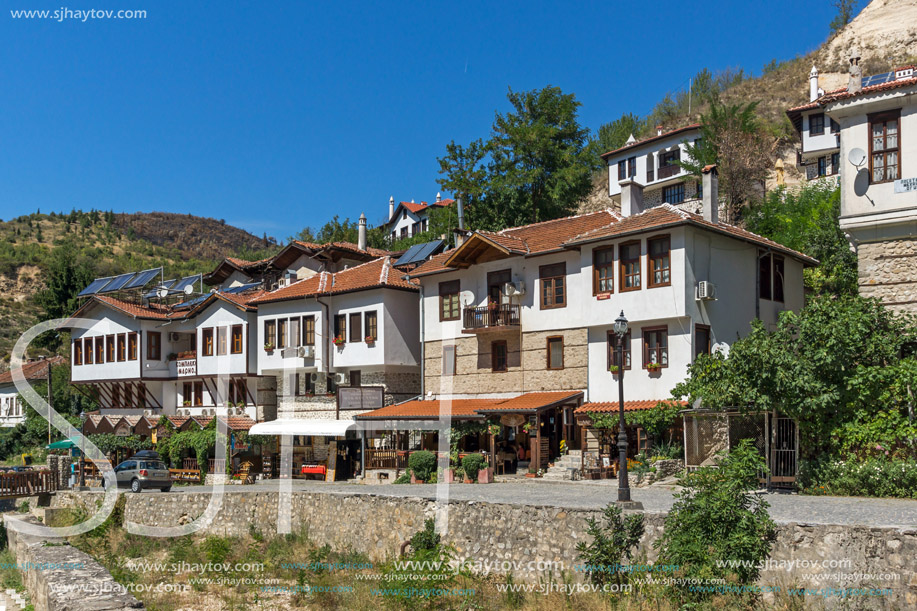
46, 438, 78, 450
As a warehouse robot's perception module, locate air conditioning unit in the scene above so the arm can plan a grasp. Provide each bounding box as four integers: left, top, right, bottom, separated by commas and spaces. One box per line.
696, 281, 716, 301
169, 332, 181, 342
309, 372, 320, 383
333, 372, 347, 385
503, 281, 526, 297
299, 345, 315, 358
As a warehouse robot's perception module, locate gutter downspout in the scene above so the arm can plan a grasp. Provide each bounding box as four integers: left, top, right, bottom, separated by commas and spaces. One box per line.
418, 282, 425, 400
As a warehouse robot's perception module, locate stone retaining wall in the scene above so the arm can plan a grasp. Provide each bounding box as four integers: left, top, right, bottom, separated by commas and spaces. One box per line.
4, 514, 143, 611
50, 490, 917, 607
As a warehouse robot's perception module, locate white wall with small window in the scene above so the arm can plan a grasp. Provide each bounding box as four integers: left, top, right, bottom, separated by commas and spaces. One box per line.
0, 387, 25, 427
70, 305, 144, 382
256, 298, 324, 375
194, 301, 252, 377
606, 127, 703, 202
801, 111, 841, 159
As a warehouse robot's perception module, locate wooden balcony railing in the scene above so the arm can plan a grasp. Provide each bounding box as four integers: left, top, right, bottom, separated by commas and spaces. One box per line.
462, 304, 521, 332
657, 164, 681, 180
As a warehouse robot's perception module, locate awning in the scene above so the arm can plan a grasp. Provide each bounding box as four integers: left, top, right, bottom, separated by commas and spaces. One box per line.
248, 418, 356, 437
46, 438, 79, 450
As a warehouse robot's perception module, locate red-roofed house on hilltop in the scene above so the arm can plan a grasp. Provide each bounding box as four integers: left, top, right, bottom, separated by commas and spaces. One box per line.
385, 194, 455, 242
786, 65, 842, 183
0, 356, 67, 428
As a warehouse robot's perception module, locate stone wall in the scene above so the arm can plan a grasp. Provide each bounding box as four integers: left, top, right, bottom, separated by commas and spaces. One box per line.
857, 239, 917, 313
50, 490, 917, 608
275, 369, 420, 419
5, 514, 143, 610
424, 328, 587, 396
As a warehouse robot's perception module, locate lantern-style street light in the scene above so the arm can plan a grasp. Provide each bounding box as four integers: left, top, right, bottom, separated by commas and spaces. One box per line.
614, 311, 642, 509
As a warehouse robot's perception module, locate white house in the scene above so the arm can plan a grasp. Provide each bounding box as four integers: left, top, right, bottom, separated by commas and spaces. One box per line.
819, 55, 917, 312
0, 356, 66, 428
786, 66, 842, 183
355, 168, 814, 470
602, 124, 704, 210
385, 195, 454, 242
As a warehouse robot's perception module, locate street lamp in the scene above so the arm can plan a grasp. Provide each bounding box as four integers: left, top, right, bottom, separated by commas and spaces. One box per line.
614, 311, 642, 509
79, 411, 87, 489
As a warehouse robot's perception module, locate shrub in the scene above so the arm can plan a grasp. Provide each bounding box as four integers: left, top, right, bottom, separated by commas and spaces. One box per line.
461, 454, 485, 481
576, 503, 644, 587
393, 469, 412, 484
655, 439, 777, 604
407, 451, 436, 481
799, 455, 917, 499
409, 518, 441, 553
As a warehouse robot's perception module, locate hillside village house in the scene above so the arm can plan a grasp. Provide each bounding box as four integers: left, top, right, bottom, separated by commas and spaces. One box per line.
602, 124, 705, 212
385, 194, 455, 242
786, 66, 843, 183
0, 356, 65, 428
818, 54, 917, 312
355, 168, 815, 479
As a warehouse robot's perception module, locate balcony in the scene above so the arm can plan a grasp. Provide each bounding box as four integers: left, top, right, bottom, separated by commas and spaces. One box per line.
462, 304, 521, 333
657, 164, 681, 180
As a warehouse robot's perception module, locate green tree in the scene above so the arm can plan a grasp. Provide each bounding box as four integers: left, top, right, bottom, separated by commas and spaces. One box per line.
575, 503, 644, 587
438, 85, 599, 231
34, 241, 96, 320
679, 95, 771, 223
672, 295, 917, 461
830, 0, 859, 34
744, 182, 857, 295
655, 440, 777, 603
594, 113, 646, 155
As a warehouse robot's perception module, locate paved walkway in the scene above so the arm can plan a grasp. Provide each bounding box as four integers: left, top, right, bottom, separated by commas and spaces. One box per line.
100, 479, 917, 530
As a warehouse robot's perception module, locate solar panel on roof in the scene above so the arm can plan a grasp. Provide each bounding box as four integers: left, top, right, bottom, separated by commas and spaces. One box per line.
414, 240, 445, 262
862, 72, 894, 87
223, 282, 261, 294
98, 272, 137, 293
144, 279, 175, 299
123, 268, 161, 289
173, 294, 209, 310
396, 240, 445, 266
173, 275, 201, 293
395, 244, 427, 266
78, 276, 115, 297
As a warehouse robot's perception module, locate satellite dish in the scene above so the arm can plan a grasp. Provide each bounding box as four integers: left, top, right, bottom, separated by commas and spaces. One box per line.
712, 342, 730, 358
848, 147, 867, 168
156, 287, 168, 299
183, 284, 194, 295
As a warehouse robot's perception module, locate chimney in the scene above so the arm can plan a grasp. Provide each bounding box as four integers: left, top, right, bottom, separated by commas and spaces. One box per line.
702, 165, 719, 224
436, 192, 442, 203
809, 65, 820, 101
358, 212, 367, 250
656, 125, 663, 136
456, 197, 465, 230
848, 47, 862, 94
388, 196, 395, 221
619, 179, 645, 217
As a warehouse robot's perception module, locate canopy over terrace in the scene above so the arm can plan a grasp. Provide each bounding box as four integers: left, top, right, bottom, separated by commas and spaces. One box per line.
356, 391, 584, 471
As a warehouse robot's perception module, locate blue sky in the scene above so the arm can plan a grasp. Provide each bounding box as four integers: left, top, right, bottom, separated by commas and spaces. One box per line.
1, 1, 840, 238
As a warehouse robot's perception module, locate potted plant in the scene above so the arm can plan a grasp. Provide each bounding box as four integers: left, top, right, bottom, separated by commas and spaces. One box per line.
182, 400, 191, 407
487, 423, 501, 437
522, 422, 534, 434
478, 462, 493, 484
264, 342, 275, 353
333, 336, 345, 347
454, 465, 465, 483
462, 453, 485, 483
167, 352, 178, 362
608, 364, 619, 373
646, 363, 661, 372
525, 466, 538, 478
365, 335, 375, 345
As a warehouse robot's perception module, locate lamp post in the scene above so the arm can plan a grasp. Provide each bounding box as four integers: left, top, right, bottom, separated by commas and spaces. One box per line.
614, 311, 642, 510
79, 411, 87, 489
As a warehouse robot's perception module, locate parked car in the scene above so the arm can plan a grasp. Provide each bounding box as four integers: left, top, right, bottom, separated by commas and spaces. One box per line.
106, 453, 171, 493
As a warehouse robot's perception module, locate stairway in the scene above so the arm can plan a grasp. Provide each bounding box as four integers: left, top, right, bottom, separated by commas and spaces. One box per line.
541, 450, 582, 480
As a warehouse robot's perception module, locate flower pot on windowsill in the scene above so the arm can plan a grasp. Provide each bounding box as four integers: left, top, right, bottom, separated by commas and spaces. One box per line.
365, 336, 376, 345
646, 364, 662, 373
264, 344, 275, 354
333, 339, 345, 348
608, 366, 619, 374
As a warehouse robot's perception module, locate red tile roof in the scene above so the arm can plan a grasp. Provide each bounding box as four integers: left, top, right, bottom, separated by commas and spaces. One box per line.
250, 257, 418, 305
393, 199, 455, 218
789, 71, 917, 114
357, 391, 583, 420
566, 204, 818, 265
601, 124, 702, 159
0, 356, 67, 386
90, 295, 188, 320
574, 400, 687, 414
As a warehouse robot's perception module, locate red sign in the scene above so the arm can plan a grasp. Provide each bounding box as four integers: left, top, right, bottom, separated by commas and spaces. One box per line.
597, 293, 611, 301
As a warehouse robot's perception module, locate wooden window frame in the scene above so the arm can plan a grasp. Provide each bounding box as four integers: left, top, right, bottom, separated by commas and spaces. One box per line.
546, 336, 564, 370
194, 381, 204, 407
264, 320, 276, 350
695, 324, 711, 360
662, 183, 685, 204
619, 241, 641, 292
202, 328, 214, 357
617, 160, 626, 181
74, 340, 83, 366
84, 338, 93, 365
607, 330, 632, 370
128, 332, 138, 361
439, 280, 461, 321
146, 332, 161, 361
364, 311, 378, 341
773, 254, 785, 303
117, 333, 126, 362
289, 317, 301, 348
334, 314, 346, 343
231, 325, 243, 354
216, 326, 228, 356
349, 312, 362, 343
660, 149, 680, 168
809, 112, 825, 135
627, 156, 636, 178
593, 246, 615, 295
491, 340, 508, 373
105, 335, 115, 363
830, 117, 840, 134
277, 318, 288, 349
442, 344, 456, 376
647, 235, 671, 288
350, 370, 362, 387
303, 316, 315, 346
539, 263, 566, 310
642, 326, 669, 369
96, 336, 105, 363
868, 109, 901, 184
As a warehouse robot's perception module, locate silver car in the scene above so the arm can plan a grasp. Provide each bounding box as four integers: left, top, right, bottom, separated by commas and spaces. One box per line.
109, 456, 172, 493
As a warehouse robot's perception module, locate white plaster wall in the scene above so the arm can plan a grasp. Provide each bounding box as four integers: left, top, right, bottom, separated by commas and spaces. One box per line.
71, 306, 141, 382
194, 302, 252, 377
606, 129, 702, 199
256, 298, 325, 375
801, 110, 840, 155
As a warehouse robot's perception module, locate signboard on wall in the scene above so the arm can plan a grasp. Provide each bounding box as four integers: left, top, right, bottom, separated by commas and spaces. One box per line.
338, 386, 384, 411
176, 359, 197, 376
894, 177, 917, 193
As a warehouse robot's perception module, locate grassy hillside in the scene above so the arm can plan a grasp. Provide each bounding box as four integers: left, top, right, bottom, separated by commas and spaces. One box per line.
0, 210, 271, 370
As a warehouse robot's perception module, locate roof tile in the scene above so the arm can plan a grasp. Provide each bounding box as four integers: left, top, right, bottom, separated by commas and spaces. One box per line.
574, 400, 686, 414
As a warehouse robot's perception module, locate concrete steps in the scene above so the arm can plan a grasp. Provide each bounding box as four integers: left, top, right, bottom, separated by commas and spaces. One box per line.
542, 451, 582, 480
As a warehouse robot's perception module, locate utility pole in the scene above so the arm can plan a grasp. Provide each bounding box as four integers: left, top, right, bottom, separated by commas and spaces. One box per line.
47, 359, 52, 445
